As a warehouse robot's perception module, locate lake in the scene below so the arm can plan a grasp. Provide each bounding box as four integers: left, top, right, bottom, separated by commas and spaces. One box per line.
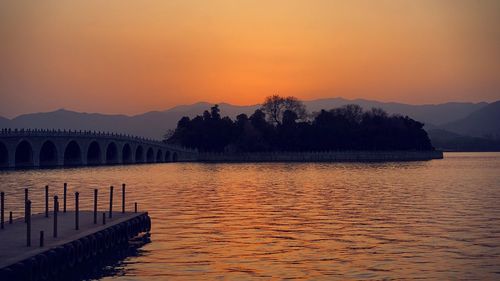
1, 152, 499, 280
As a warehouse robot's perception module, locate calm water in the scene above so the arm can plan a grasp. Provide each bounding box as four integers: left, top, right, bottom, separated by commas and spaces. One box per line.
1, 152, 499, 280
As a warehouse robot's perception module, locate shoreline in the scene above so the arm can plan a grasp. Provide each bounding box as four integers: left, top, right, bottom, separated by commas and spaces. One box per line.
0, 150, 444, 170
198, 150, 444, 163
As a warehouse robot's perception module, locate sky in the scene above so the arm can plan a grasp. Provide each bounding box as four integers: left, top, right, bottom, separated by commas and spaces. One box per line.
0, 0, 499, 118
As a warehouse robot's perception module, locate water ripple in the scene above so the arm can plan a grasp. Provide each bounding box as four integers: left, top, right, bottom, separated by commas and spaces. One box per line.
0, 152, 499, 280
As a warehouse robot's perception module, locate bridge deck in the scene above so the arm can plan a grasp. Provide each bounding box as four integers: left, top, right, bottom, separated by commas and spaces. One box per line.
0, 210, 146, 268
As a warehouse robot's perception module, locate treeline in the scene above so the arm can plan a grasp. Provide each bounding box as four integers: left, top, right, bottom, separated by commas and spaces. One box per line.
166, 96, 434, 152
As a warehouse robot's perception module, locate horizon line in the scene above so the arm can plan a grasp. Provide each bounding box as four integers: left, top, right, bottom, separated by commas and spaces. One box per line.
1, 96, 494, 120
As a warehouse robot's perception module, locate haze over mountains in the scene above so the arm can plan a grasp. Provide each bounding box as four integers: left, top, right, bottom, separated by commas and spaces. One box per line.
1, 98, 499, 150
441, 101, 500, 137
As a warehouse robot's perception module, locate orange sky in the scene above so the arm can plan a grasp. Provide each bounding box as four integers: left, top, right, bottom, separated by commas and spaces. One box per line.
1, 0, 499, 118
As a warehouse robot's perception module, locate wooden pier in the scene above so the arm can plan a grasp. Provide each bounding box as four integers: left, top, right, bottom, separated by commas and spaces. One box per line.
0, 185, 151, 281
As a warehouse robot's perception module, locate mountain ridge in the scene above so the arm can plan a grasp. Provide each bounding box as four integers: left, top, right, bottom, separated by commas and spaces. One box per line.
0, 97, 494, 141
442, 101, 500, 138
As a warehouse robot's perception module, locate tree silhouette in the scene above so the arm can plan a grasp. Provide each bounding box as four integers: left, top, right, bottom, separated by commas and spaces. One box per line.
166, 97, 434, 152
261, 95, 307, 125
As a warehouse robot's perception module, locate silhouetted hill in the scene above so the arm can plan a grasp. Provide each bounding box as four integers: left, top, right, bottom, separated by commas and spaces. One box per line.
0, 116, 9, 128
442, 101, 500, 138
10, 108, 134, 133
428, 129, 500, 151
9, 109, 182, 139
0, 98, 491, 141
176, 99, 488, 126
305, 98, 487, 126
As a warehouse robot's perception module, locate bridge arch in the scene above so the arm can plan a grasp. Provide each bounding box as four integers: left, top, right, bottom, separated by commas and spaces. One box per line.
0, 141, 9, 168
39, 140, 58, 167
106, 142, 118, 164
1, 130, 196, 169
122, 143, 132, 164
15, 140, 34, 168
135, 145, 144, 163
146, 147, 154, 163
87, 141, 101, 165
64, 140, 82, 166
156, 149, 163, 163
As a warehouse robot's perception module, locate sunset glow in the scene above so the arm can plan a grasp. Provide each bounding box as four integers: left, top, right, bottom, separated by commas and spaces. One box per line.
1, 2, 500, 279
1, 0, 499, 117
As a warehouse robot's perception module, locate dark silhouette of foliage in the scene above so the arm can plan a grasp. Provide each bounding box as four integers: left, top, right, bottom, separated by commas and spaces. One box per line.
167, 97, 434, 152
261, 95, 307, 125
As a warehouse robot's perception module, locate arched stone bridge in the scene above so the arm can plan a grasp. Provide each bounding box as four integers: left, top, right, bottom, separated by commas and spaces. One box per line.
0, 128, 198, 169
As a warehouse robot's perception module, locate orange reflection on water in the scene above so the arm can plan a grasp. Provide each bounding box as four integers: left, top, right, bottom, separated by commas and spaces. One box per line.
0, 153, 499, 280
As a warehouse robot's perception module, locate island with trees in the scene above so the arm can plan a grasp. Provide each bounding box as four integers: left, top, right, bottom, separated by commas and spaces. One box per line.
165, 95, 443, 162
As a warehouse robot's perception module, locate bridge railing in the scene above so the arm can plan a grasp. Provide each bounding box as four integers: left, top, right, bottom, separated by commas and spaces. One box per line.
0, 128, 197, 153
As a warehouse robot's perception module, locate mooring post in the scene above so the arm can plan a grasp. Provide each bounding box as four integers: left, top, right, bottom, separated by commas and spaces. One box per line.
135, 202, 137, 213
45, 185, 49, 218
102, 212, 106, 225
122, 183, 126, 213
109, 186, 113, 219
63, 183, 67, 213
26, 200, 31, 247
75, 192, 79, 230
9, 211, 12, 224
24, 188, 28, 222
94, 189, 98, 224
53, 195, 58, 238
1, 191, 4, 229
39, 231, 44, 247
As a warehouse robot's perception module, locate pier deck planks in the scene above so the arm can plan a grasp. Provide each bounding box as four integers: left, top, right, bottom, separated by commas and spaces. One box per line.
0, 211, 146, 268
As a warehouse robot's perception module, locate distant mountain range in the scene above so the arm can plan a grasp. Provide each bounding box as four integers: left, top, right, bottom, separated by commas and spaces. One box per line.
1, 97, 499, 151
441, 101, 500, 138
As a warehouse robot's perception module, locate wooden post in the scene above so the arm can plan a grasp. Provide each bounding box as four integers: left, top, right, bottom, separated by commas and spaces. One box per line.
134, 202, 137, 213
63, 183, 67, 213
1, 192, 4, 229
122, 183, 125, 213
75, 192, 79, 230
109, 186, 113, 218
24, 188, 28, 222
102, 212, 106, 225
45, 185, 49, 218
26, 200, 31, 247
39, 231, 44, 247
53, 196, 58, 238
93, 189, 98, 224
